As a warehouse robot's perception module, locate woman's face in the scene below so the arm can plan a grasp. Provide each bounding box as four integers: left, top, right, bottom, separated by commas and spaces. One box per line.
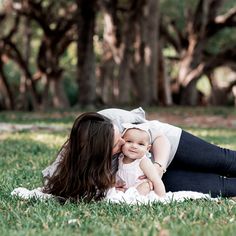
112, 125, 125, 155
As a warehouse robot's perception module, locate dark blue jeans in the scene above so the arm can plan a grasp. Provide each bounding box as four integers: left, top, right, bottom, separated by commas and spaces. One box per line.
162, 131, 236, 197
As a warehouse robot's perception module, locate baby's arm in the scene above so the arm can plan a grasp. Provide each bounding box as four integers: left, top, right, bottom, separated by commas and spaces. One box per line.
140, 157, 166, 197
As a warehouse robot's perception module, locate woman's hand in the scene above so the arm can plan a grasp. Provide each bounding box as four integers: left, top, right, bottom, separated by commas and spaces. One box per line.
115, 179, 127, 192
136, 180, 153, 195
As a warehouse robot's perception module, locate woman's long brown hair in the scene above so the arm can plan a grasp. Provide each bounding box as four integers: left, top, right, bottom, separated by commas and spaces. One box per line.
43, 112, 115, 202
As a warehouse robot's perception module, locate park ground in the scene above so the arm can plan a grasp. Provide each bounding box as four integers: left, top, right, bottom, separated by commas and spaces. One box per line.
1, 106, 236, 236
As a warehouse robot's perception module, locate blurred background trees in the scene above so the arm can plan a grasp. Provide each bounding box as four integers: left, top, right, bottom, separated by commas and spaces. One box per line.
0, 0, 236, 111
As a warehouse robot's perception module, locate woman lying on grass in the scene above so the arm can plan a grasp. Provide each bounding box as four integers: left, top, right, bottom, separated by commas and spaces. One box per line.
42, 108, 236, 202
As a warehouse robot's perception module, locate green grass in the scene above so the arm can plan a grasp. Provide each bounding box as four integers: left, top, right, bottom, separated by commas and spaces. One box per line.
1, 108, 236, 236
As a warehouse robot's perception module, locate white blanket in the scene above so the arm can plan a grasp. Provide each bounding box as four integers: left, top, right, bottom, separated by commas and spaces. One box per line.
106, 187, 216, 204
11, 187, 216, 204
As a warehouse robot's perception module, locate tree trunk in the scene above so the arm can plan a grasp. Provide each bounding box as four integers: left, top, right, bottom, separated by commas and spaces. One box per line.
146, 0, 159, 104
99, 6, 120, 105
117, 13, 133, 105
133, 0, 150, 105
0, 79, 7, 110
41, 75, 50, 110
118, 48, 132, 105
180, 79, 199, 105
77, 0, 96, 107
41, 74, 69, 110
158, 39, 172, 105
4, 36, 42, 110
50, 78, 70, 109
178, 39, 205, 105
0, 59, 14, 109
37, 35, 70, 110
18, 17, 32, 110
99, 59, 116, 105
129, 0, 160, 105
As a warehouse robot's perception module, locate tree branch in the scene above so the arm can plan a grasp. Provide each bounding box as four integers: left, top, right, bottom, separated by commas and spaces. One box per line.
193, 0, 225, 39
12, 0, 52, 35
203, 45, 236, 74
215, 7, 236, 25
207, 6, 236, 37
160, 17, 187, 53
160, 24, 179, 52
4, 40, 41, 103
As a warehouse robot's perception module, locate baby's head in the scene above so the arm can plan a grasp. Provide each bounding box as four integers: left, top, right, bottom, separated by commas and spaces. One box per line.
121, 123, 151, 160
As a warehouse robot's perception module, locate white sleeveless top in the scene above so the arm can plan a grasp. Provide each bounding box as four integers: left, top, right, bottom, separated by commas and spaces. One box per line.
99, 107, 182, 166
116, 154, 146, 188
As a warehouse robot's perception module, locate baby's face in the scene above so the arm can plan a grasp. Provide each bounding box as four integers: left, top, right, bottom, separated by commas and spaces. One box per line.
122, 129, 151, 160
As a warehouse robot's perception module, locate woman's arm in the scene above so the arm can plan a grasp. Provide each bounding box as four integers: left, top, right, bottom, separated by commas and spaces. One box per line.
42, 145, 67, 179
151, 134, 171, 177
140, 157, 166, 197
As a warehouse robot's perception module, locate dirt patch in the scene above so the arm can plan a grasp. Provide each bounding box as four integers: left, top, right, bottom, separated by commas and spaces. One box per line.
1, 113, 236, 133
146, 113, 236, 128
0, 123, 67, 133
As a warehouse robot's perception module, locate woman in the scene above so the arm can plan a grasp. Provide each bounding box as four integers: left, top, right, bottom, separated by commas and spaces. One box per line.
43, 107, 236, 201
43, 112, 116, 201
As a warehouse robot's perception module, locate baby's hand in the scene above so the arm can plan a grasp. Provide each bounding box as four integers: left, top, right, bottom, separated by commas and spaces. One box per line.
153, 163, 166, 178
155, 166, 164, 178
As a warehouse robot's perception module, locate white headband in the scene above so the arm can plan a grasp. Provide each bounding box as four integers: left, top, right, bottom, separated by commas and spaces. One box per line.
122, 123, 152, 143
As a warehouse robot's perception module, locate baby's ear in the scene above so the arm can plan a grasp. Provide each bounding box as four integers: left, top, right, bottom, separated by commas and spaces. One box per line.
147, 144, 151, 152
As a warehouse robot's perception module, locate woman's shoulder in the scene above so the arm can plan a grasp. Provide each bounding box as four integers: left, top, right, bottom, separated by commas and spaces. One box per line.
98, 107, 146, 131
98, 107, 145, 118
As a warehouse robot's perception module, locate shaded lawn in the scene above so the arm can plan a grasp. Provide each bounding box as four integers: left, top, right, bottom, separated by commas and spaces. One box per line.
1, 108, 236, 236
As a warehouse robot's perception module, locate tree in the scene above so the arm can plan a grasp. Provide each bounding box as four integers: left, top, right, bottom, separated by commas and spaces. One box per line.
0, 10, 40, 110
12, 0, 77, 109
161, 0, 236, 105
76, 0, 97, 108
98, 0, 160, 106
98, 0, 121, 105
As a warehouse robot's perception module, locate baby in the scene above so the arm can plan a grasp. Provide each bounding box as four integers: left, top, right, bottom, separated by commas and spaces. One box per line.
116, 123, 166, 197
